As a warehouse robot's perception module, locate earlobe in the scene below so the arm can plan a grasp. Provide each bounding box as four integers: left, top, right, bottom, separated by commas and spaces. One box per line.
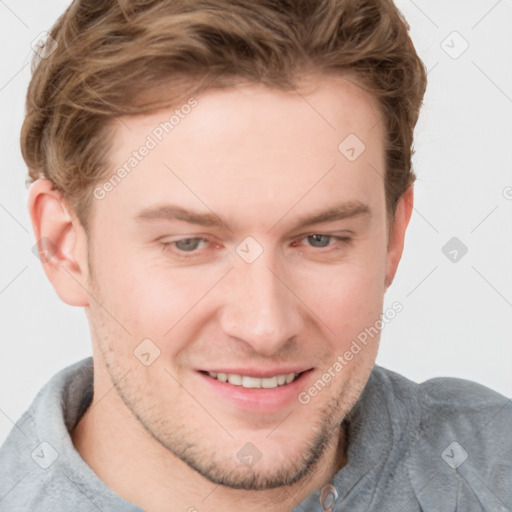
384, 185, 414, 289
28, 179, 90, 307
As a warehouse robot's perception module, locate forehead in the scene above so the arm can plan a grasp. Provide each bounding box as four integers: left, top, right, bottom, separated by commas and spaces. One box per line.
96, 75, 385, 231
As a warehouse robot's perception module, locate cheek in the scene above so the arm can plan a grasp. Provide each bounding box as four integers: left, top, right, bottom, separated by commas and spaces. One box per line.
90, 243, 222, 351
308, 265, 384, 330
294, 238, 387, 358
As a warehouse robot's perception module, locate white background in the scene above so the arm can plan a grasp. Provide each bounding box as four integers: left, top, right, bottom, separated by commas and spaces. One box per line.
1, 0, 511, 446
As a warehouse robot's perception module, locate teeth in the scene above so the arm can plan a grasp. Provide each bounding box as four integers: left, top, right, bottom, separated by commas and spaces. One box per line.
242, 375, 263, 388
261, 376, 278, 388
207, 371, 299, 389
228, 374, 242, 386
285, 373, 295, 384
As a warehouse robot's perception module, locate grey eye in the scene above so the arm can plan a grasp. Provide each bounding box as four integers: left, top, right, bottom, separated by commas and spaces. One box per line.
175, 238, 203, 251
307, 234, 331, 248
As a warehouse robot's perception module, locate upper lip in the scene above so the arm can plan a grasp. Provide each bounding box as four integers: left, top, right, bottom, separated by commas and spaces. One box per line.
198, 367, 313, 378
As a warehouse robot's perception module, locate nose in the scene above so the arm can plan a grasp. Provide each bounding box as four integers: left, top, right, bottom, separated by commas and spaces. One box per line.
219, 253, 304, 356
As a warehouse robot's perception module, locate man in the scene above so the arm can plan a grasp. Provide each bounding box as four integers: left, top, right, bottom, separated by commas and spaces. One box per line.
1, 0, 510, 510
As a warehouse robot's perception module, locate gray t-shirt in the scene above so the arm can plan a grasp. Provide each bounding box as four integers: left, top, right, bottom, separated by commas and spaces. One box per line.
0, 358, 510, 511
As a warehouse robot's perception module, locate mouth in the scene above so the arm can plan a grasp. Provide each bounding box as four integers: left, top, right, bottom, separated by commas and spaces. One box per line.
199, 370, 307, 389
196, 368, 315, 413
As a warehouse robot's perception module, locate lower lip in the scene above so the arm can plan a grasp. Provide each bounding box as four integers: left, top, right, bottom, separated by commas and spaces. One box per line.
196, 370, 314, 414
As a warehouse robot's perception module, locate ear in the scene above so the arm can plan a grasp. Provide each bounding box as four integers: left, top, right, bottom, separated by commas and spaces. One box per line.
28, 179, 90, 306
384, 185, 414, 288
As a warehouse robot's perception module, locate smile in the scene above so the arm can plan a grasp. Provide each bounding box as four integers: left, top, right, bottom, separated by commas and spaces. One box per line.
205, 371, 301, 389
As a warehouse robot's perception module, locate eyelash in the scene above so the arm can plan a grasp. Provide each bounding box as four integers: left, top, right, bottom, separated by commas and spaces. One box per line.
160, 234, 353, 259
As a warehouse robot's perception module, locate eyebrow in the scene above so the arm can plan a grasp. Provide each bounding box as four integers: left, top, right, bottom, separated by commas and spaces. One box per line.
135, 205, 227, 227
134, 201, 371, 231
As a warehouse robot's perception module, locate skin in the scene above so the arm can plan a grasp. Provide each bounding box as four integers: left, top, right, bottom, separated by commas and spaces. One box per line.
28, 75, 413, 512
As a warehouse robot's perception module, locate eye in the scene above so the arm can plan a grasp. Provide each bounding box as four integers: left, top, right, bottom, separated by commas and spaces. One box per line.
306, 234, 333, 248
295, 234, 352, 249
174, 238, 206, 252
162, 237, 209, 256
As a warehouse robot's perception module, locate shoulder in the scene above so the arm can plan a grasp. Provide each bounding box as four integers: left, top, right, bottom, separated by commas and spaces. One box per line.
416, 371, 510, 444
0, 357, 140, 511
371, 366, 512, 510
0, 358, 97, 511
371, 364, 511, 427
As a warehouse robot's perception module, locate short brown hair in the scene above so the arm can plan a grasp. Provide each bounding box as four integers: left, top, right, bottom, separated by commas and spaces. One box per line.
21, 0, 427, 230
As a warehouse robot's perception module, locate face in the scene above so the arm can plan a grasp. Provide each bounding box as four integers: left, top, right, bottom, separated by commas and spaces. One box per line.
84, 76, 392, 490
